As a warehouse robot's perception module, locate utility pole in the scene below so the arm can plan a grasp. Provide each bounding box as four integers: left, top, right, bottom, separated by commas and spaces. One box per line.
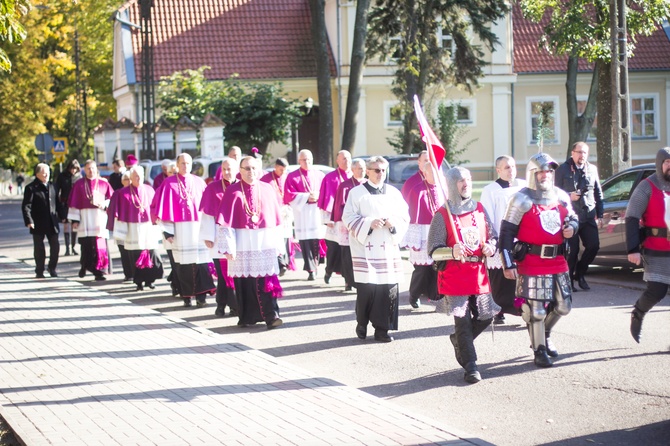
610, 0, 631, 174
140, 0, 156, 160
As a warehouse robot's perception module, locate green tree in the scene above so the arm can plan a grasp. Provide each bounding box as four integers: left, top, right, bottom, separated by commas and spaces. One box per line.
519, 0, 670, 176
308, 0, 334, 165
157, 67, 304, 155
0, 0, 29, 72
436, 102, 474, 166
340, 0, 371, 155
366, 0, 508, 154
211, 80, 303, 154
0, 0, 120, 170
157, 67, 218, 123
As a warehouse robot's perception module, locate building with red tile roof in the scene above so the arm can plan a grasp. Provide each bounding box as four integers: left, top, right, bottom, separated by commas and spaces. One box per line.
109, 1, 670, 175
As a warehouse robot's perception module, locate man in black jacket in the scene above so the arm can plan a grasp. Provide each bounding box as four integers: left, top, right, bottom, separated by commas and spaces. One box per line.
555, 142, 604, 291
22, 163, 62, 278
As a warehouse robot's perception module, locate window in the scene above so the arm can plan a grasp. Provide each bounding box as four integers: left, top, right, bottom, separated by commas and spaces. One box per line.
436, 26, 456, 60
630, 94, 658, 140
602, 171, 639, 203
389, 36, 403, 61
440, 100, 476, 126
384, 101, 403, 128
576, 96, 597, 141
527, 97, 559, 146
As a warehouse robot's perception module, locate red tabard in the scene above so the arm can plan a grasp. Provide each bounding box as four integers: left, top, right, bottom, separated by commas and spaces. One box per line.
516, 202, 569, 276
436, 204, 490, 296
641, 178, 670, 251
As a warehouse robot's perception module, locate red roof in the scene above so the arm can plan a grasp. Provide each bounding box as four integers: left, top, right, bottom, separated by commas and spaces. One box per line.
513, 2, 670, 73
119, 0, 336, 82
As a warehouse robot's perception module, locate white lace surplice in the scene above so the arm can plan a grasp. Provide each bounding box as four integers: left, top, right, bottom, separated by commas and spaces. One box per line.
217, 226, 285, 278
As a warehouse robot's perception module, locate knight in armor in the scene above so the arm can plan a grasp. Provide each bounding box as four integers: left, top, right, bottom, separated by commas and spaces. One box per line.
626, 147, 670, 343
427, 166, 500, 384
499, 153, 579, 368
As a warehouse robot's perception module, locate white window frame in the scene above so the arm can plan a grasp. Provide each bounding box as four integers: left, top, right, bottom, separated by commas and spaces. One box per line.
438, 99, 476, 127
576, 95, 597, 141
630, 93, 659, 140
384, 101, 403, 128
388, 35, 403, 62
436, 26, 456, 61
526, 96, 560, 146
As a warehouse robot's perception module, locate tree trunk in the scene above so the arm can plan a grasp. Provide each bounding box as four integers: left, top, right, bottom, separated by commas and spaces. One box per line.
308, 0, 334, 165
596, 59, 613, 179
565, 56, 599, 160
341, 0, 371, 155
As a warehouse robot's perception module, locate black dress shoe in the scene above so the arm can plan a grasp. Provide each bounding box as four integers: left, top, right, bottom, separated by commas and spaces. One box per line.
571, 281, 579, 292
47, 268, 58, 278
135, 284, 144, 292
307, 272, 315, 281
344, 284, 353, 291
94, 275, 106, 281
463, 362, 481, 384
78, 267, 86, 278
215, 307, 226, 317
630, 308, 645, 343
577, 275, 590, 290
146, 282, 155, 289
183, 298, 192, 307
35, 273, 45, 279
374, 330, 393, 342
267, 318, 283, 329
229, 308, 239, 317
493, 312, 505, 325
534, 345, 553, 368
356, 324, 367, 340
409, 296, 420, 309
279, 266, 287, 277
324, 272, 332, 284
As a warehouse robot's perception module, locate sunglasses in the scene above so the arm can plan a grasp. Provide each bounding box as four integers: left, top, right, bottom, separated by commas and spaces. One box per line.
367, 168, 386, 174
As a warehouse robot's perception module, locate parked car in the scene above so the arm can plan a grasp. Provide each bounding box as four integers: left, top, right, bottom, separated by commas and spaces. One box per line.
192, 157, 225, 184
593, 163, 655, 267
357, 154, 451, 190
139, 160, 164, 187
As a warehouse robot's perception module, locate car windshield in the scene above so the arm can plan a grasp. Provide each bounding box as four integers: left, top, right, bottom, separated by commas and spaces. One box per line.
209, 161, 222, 179
192, 162, 205, 177
150, 164, 162, 180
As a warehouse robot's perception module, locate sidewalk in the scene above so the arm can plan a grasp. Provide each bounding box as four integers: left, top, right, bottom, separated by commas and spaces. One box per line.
0, 256, 485, 446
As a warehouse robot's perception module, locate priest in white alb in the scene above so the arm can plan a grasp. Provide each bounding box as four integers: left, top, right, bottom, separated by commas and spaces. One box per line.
343, 156, 409, 343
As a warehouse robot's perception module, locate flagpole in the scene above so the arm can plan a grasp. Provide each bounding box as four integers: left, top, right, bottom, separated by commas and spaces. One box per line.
413, 95, 463, 258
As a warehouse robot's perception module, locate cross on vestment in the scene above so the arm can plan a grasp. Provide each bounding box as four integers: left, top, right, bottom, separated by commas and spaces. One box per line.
366, 242, 374, 251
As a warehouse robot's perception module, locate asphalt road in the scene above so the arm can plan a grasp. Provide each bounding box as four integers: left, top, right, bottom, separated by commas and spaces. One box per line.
2, 196, 669, 446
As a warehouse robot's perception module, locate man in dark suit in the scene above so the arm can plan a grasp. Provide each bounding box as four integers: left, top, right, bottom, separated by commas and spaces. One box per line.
22, 163, 62, 278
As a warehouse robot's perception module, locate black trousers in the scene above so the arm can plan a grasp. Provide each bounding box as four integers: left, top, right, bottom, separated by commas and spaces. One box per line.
356, 283, 399, 331
634, 281, 669, 313
117, 244, 134, 280
214, 259, 238, 312
340, 246, 355, 288
79, 236, 104, 278
325, 240, 342, 275
174, 263, 215, 298
409, 264, 438, 301
568, 219, 600, 278
488, 268, 520, 315
129, 249, 164, 287
233, 277, 280, 326
299, 239, 320, 273
33, 232, 59, 274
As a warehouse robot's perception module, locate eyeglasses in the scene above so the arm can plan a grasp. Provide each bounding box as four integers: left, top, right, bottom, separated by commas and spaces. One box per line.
240, 166, 257, 171
367, 168, 386, 174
